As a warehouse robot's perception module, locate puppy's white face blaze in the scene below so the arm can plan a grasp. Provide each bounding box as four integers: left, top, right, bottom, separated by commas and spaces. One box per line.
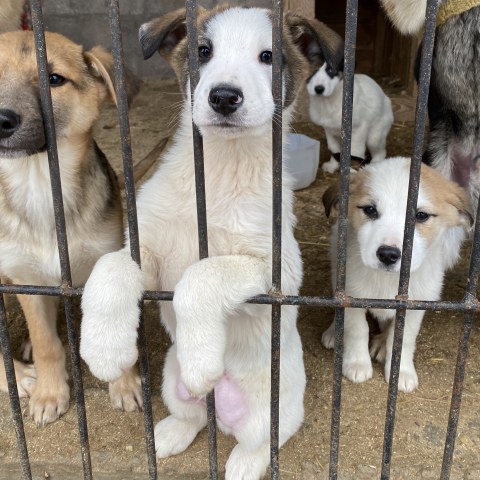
192, 8, 276, 138
306, 62, 341, 97
349, 157, 457, 274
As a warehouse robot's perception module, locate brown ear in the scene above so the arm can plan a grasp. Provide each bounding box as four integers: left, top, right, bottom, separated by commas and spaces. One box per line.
84, 46, 140, 107
139, 9, 188, 61
285, 13, 344, 69
447, 186, 475, 229
322, 182, 341, 219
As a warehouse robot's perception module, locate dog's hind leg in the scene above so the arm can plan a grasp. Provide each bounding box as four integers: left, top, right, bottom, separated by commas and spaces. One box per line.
16, 294, 69, 426
383, 309, 424, 393
155, 343, 207, 458
0, 355, 36, 398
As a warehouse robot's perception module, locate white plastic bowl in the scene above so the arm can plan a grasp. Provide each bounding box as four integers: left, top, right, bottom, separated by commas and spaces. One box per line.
284, 133, 320, 190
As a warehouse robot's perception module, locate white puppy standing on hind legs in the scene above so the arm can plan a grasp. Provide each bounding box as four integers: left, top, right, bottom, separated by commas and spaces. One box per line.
80, 5, 343, 479
307, 59, 393, 173
321, 157, 473, 392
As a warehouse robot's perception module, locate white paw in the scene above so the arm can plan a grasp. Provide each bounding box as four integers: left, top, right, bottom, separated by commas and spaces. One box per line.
321, 322, 335, 349
225, 443, 269, 480
343, 360, 373, 383
80, 251, 144, 382
154, 415, 202, 458
384, 364, 419, 393
109, 368, 143, 411
322, 157, 339, 174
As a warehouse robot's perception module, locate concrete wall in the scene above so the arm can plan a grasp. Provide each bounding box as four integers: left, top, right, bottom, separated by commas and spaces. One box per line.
43, 0, 272, 79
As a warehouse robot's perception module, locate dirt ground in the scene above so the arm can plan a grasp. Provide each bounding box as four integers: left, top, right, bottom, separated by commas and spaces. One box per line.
0, 79, 479, 480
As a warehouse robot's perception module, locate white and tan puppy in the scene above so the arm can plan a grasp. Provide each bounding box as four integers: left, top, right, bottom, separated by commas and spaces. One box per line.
80, 6, 342, 479
322, 157, 473, 392
0, 31, 140, 426
307, 61, 393, 174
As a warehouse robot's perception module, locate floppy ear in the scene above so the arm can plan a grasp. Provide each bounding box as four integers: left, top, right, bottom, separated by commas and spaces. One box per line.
447, 186, 475, 229
84, 46, 141, 107
285, 14, 344, 70
139, 8, 188, 61
322, 182, 341, 219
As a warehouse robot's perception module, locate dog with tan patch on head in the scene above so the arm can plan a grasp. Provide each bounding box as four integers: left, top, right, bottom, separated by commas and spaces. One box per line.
0, 31, 141, 426
80, 5, 342, 478
322, 157, 473, 392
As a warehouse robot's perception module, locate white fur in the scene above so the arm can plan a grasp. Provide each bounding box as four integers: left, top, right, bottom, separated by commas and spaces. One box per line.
322, 157, 468, 392
81, 7, 306, 479
378, 0, 429, 34
307, 63, 393, 173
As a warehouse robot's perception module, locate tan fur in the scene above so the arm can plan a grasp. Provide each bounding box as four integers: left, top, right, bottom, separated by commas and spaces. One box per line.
0, 31, 140, 425
0, 0, 24, 33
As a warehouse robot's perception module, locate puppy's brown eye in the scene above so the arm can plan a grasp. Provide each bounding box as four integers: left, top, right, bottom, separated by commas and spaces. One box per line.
49, 74, 66, 87
360, 205, 378, 219
259, 50, 272, 65
198, 45, 211, 60
415, 211, 430, 223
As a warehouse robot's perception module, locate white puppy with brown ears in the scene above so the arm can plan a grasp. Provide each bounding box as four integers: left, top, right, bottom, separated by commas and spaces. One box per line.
80, 6, 343, 479
322, 157, 473, 392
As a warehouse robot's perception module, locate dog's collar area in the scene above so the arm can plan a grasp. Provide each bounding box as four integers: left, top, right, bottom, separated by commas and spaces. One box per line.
437, 0, 480, 26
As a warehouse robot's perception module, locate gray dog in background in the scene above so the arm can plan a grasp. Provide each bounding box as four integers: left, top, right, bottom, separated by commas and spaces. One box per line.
380, 0, 480, 207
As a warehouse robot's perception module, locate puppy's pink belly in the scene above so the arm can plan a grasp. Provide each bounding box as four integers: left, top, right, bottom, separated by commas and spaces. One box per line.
176, 374, 248, 429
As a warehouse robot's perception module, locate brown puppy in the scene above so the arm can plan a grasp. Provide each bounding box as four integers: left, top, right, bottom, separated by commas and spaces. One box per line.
0, 31, 140, 426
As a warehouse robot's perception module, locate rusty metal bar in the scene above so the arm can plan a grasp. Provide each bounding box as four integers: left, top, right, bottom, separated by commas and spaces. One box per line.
29, 1, 93, 478
0, 295, 31, 480
107, 2, 157, 478
441, 199, 480, 479
380, 1, 440, 478
270, 0, 283, 476
185, 1, 218, 478
329, 0, 358, 478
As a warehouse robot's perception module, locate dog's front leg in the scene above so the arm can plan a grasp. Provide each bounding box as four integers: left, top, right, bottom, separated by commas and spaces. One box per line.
80, 248, 147, 383
16, 294, 69, 426
173, 255, 269, 397
384, 310, 424, 393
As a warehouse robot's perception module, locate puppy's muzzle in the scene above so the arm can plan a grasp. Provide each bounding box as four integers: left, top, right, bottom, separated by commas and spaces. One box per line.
208, 85, 244, 116
0, 109, 22, 139
376, 245, 401, 267
314, 85, 325, 95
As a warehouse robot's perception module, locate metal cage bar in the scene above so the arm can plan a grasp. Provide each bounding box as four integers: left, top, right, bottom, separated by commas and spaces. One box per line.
0, 0, 478, 479
107, 2, 157, 478
29, 1, 93, 479
329, 0, 358, 478
380, 1, 440, 477
185, 1, 218, 477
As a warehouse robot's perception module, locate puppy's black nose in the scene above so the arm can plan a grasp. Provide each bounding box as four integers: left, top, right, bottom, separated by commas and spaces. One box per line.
314, 85, 325, 95
0, 109, 21, 139
376, 245, 401, 266
208, 86, 244, 116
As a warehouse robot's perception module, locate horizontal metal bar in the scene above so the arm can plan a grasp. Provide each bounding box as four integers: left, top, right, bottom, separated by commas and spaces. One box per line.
1, 284, 478, 312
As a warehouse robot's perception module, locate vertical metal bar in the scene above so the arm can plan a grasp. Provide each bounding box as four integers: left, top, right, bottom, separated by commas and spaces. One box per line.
380, 1, 439, 478
270, 0, 283, 476
0, 295, 32, 480
107, 2, 157, 478
185, 2, 218, 478
329, 0, 357, 478
441, 200, 480, 479
29, 1, 93, 478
